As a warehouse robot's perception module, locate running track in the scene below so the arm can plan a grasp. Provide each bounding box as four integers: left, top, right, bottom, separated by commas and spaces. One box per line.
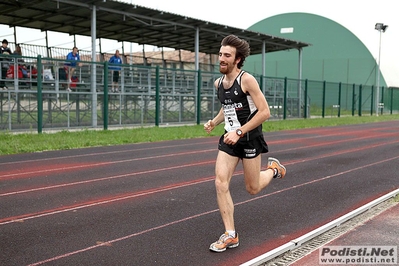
1, 121, 398, 266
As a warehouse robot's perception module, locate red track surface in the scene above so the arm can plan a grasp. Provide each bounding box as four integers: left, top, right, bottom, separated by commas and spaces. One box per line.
1, 121, 398, 266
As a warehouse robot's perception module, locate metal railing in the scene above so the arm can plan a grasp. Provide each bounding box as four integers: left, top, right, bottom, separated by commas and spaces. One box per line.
0, 54, 398, 133
6, 42, 218, 71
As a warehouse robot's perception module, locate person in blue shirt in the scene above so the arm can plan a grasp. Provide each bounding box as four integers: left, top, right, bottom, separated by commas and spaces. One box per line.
65, 46, 82, 91
108, 50, 122, 92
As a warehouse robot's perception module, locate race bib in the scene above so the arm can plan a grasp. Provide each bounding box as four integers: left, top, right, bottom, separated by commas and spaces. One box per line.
223, 107, 241, 132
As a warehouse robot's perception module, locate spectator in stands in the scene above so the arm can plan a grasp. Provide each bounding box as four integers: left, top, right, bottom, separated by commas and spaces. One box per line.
0, 39, 12, 90
13, 44, 25, 64
108, 49, 122, 92
13, 44, 28, 78
13, 44, 22, 56
65, 46, 82, 92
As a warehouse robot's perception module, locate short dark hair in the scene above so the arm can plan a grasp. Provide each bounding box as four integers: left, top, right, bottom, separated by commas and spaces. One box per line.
221, 35, 250, 69
2, 39, 8, 44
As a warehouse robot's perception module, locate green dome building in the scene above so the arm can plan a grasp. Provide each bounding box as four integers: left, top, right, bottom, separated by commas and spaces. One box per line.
245, 12, 385, 87
243, 12, 393, 117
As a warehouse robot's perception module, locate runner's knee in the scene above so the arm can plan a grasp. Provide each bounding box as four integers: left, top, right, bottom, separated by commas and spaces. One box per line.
245, 183, 261, 195
215, 178, 229, 193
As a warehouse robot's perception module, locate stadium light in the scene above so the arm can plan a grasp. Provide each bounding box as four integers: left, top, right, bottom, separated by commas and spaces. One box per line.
375, 23, 388, 116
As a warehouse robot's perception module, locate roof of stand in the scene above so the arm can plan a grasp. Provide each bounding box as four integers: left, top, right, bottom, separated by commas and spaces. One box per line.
0, 0, 310, 55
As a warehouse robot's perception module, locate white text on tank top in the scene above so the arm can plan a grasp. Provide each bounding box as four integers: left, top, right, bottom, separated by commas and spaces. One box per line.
220, 72, 257, 132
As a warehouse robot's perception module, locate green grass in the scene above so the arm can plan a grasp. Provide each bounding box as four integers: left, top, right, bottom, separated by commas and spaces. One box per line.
1, 114, 398, 155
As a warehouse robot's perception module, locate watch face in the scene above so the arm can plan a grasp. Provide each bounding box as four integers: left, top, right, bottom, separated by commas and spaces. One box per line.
236, 129, 242, 136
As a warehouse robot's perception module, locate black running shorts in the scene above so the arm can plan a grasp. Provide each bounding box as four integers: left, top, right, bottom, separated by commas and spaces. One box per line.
218, 134, 268, 159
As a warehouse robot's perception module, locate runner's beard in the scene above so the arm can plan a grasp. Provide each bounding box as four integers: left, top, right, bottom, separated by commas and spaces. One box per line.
219, 63, 235, 74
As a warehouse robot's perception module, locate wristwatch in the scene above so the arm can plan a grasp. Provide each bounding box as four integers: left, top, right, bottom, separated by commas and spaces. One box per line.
236, 128, 243, 137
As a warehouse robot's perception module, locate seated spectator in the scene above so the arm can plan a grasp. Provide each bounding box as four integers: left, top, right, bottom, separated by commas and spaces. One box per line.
13, 44, 22, 56
13, 44, 28, 77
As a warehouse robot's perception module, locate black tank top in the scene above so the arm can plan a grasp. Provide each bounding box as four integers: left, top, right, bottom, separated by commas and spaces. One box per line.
217, 70, 262, 139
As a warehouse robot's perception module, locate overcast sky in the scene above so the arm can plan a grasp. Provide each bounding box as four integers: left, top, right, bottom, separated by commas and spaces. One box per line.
128, 0, 398, 87
1, 0, 397, 86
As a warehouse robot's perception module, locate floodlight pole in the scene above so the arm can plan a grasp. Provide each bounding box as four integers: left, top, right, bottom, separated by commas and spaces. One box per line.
374, 23, 387, 116
376, 29, 382, 116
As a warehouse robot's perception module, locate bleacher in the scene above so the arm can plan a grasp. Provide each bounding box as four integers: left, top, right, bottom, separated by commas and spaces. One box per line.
0, 42, 221, 132
1, 41, 218, 93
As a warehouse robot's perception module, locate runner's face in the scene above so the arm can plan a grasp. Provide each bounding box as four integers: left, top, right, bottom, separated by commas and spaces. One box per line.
219, 45, 239, 74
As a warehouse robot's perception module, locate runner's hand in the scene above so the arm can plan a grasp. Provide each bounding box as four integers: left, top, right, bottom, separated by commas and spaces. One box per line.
204, 120, 215, 134
223, 131, 240, 145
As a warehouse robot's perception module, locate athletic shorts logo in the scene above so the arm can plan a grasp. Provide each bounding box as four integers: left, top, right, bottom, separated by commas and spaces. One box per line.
244, 148, 256, 158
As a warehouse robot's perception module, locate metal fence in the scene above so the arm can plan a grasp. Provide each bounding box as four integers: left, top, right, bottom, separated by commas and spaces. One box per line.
1, 54, 398, 133
6, 41, 218, 71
